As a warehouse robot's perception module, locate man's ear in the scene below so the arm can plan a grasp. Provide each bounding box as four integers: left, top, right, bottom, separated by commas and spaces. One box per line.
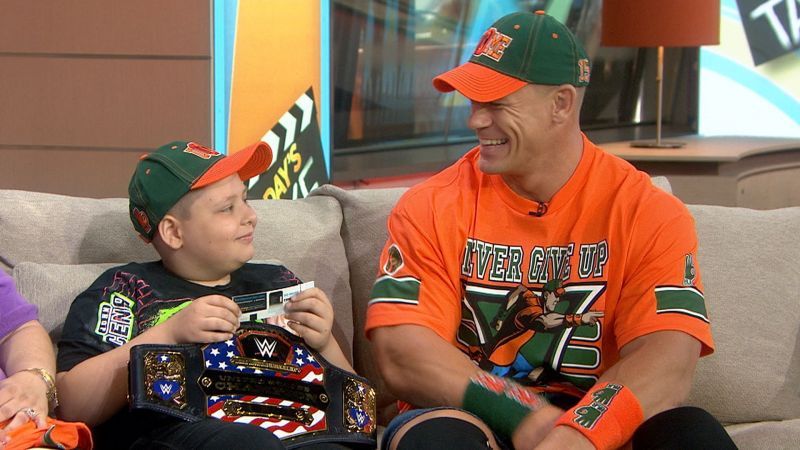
552, 84, 577, 124
157, 214, 183, 250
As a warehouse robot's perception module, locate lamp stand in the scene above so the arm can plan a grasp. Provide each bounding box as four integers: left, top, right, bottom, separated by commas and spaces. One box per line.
631, 46, 685, 149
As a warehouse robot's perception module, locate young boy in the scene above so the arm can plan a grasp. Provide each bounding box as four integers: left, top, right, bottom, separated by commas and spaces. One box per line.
55, 141, 354, 449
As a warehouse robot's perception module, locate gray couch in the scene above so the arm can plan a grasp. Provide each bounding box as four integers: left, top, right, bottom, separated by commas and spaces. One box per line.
1, 179, 799, 449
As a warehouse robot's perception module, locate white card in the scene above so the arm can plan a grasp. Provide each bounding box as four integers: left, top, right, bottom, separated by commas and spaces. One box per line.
234, 281, 315, 322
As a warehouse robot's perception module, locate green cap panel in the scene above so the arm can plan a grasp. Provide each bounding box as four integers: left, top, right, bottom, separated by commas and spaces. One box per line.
469, 11, 590, 87
128, 141, 222, 240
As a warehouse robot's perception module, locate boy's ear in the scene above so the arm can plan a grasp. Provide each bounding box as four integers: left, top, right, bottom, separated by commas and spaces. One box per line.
157, 214, 183, 250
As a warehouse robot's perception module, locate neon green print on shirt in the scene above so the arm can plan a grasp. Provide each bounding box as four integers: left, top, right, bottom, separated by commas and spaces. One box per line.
152, 300, 192, 326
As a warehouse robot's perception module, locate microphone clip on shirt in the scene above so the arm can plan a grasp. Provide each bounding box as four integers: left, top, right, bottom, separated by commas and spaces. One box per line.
529, 202, 548, 217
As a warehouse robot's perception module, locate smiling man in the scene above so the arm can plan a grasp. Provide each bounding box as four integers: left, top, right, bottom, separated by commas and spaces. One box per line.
367, 10, 736, 450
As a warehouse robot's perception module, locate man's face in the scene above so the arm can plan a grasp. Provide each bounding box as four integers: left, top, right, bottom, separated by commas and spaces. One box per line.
467, 84, 557, 176
177, 174, 257, 277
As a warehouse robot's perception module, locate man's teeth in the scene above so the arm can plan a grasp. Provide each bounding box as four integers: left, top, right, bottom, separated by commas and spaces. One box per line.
481, 139, 508, 145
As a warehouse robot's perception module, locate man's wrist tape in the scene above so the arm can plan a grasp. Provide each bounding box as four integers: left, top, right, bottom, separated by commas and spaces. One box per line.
555, 382, 643, 450
462, 372, 549, 438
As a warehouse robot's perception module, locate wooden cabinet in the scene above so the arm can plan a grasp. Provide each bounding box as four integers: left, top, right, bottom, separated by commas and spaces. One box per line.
601, 136, 800, 209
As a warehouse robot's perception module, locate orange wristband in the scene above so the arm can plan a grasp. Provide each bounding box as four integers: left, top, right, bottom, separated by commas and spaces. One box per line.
556, 382, 643, 450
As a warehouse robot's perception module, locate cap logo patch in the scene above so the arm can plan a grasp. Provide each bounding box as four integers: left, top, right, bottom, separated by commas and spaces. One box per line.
473, 27, 513, 62
183, 142, 220, 160
578, 58, 591, 83
683, 254, 696, 286
133, 207, 152, 234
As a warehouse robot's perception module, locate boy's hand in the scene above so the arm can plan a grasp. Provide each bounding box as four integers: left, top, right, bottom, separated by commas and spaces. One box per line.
164, 295, 241, 344
283, 288, 334, 351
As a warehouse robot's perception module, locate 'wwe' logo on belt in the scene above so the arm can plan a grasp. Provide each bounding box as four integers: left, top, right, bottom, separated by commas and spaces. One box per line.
255, 338, 277, 358
160, 384, 174, 395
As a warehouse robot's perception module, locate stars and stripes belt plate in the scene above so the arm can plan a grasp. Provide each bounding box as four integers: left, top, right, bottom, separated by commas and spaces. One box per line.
128, 323, 377, 449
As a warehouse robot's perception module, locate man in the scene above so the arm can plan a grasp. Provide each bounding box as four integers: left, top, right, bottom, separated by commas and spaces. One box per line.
366, 10, 736, 450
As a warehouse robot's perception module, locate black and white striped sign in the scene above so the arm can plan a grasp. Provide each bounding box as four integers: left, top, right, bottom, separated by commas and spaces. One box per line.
247, 87, 328, 199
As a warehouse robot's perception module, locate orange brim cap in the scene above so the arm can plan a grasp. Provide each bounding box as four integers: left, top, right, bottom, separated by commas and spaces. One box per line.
432, 62, 528, 103
193, 141, 273, 189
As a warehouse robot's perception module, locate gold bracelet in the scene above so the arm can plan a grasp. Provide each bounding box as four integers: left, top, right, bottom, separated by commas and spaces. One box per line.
23, 368, 58, 411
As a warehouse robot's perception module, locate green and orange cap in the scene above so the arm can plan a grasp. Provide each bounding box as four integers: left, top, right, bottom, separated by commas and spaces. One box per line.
433, 10, 591, 102
128, 140, 272, 241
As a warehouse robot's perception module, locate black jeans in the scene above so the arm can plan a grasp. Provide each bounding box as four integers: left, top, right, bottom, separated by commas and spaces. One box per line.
130, 418, 285, 450
127, 417, 359, 450
383, 406, 738, 450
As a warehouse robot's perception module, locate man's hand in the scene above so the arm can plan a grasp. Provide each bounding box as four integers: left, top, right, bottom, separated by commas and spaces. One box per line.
0, 370, 49, 432
159, 295, 241, 344
533, 425, 594, 450
511, 404, 563, 450
283, 288, 335, 351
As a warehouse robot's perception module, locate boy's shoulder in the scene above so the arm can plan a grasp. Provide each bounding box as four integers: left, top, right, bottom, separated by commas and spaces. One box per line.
79, 261, 181, 303
90, 261, 166, 284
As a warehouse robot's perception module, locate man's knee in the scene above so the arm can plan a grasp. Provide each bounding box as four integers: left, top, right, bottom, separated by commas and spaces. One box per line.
383, 408, 500, 450
633, 406, 736, 450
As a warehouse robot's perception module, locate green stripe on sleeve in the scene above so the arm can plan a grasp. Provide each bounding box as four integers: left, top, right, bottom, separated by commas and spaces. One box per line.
370, 276, 421, 303
655, 287, 708, 322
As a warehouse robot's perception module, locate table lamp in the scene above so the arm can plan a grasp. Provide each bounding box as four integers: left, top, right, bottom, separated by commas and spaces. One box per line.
601, 0, 720, 148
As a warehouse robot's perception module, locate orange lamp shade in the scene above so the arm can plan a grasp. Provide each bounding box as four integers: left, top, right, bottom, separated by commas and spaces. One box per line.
601, 0, 720, 47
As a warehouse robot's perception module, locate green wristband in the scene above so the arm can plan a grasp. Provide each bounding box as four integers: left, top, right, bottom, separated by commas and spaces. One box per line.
462, 372, 548, 438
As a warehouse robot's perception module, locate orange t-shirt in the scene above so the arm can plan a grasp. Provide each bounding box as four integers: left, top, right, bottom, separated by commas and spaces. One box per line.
366, 135, 713, 399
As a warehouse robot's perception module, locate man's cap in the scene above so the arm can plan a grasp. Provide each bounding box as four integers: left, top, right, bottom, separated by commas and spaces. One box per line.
128, 140, 272, 241
433, 10, 591, 102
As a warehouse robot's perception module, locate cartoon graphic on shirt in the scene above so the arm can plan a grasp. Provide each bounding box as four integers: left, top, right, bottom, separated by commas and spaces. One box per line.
458, 278, 606, 390
492, 280, 603, 335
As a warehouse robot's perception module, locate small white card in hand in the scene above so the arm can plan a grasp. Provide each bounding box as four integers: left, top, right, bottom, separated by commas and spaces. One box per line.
233, 281, 315, 322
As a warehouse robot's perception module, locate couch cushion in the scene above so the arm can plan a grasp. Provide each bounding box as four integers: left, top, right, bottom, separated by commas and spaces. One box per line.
12, 262, 117, 345
2, 189, 354, 362
725, 419, 800, 450
650, 176, 672, 193
687, 205, 800, 423
311, 185, 407, 421
0, 190, 157, 269
248, 197, 354, 361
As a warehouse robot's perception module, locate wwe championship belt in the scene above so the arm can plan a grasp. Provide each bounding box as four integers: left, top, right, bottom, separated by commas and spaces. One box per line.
128, 324, 377, 449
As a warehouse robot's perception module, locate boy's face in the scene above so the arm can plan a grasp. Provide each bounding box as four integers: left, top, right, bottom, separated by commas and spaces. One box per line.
176, 174, 257, 278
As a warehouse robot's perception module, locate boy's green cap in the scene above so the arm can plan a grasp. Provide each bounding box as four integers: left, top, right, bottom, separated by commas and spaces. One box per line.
128, 140, 272, 241
433, 10, 591, 102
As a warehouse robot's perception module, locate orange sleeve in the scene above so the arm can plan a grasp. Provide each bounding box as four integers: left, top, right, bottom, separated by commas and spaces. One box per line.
613, 197, 714, 356
365, 191, 464, 342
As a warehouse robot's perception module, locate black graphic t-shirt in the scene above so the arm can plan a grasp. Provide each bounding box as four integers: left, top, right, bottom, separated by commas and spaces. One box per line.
57, 261, 301, 447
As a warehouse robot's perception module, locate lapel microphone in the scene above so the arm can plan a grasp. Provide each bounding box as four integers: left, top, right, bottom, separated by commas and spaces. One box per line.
529, 202, 548, 217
